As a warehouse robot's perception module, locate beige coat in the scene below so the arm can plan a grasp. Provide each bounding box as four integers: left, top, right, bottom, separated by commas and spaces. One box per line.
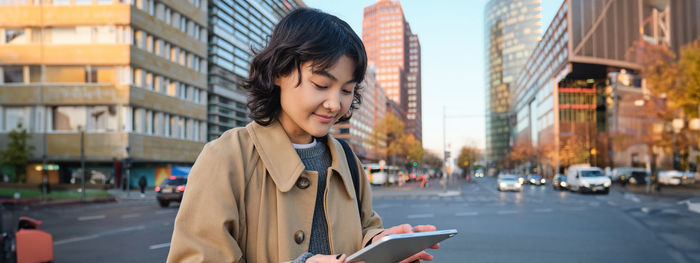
167, 120, 384, 262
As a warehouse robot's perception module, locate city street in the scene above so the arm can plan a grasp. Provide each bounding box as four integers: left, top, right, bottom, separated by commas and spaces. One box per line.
9, 177, 700, 263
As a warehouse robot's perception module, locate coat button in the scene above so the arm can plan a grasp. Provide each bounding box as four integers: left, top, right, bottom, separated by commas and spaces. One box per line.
294, 230, 305, 244
296, 177, 310, 189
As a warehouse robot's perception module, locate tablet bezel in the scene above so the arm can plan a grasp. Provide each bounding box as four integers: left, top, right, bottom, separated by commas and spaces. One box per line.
346, 229, 458, 263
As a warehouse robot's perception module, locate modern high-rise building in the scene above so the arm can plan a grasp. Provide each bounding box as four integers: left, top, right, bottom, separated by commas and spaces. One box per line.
206, 0, 305, 141
362, 0, 422, 142
484, 0, 541, 168
333, 64, 387, 163
510, 0, 700, 174
0, 0, 208, 186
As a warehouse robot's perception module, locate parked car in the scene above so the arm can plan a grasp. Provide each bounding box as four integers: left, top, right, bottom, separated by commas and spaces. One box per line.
497, 175, 522, 192
517, 174, 527, 185
527, 175, 546, 186
612, 167, 647, 183
566, 165, 611, 194
156, 176, 187, 207
658, 170, 696, 185
620, 170, 650, 185
552, 174, 568, 190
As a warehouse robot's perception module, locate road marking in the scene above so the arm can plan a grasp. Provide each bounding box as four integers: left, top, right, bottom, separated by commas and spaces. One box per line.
589, 202, 600, 206
77, 215, 106, 221
149, 242, 171, 250
455, 212, 478, 216
407, 213, 434, 219
155, 210, 177, 215
641, 207, 651, 213
535, 208, 553, 213
607, 201, 617, 206
624, 193, 641, 203
121, 213, 141, 219
497, 210, 517, 215
410, 204, 431, 208
54, 225, 146, 246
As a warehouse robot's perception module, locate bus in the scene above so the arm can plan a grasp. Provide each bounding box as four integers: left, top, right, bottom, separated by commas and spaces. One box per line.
363, 163, 400, 185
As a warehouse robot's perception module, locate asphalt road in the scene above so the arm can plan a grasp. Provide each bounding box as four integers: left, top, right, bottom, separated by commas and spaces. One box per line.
8, 176, 700, 263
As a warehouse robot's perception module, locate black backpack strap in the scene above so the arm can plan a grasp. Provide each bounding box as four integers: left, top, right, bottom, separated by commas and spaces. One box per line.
336, 138, 362, 215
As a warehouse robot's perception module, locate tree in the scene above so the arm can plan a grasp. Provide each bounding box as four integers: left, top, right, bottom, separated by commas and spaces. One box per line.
679, 39, 700, 118
0, 123, 35, 183
457, 146, 479, 176
404, 134, 423, 167
422, 152, 443, 170
369, 113, 407, 166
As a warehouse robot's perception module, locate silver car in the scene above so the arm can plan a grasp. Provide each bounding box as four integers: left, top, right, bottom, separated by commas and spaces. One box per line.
498, 176, 522, 192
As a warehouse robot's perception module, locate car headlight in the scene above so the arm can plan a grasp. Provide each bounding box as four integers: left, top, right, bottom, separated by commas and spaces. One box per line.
604, 181, 611, 187
499, 183, 506, 188
561, 182, 567, 187
582, 181, 590, 187
541, 179, 546, 183
530, 179, 535, 183
518, 178, 524, 183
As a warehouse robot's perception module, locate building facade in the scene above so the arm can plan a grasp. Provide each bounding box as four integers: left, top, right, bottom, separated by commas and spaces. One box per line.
0, 0, 208, 185
362, 0, 422, 141
510, 0, 700, 174
484, 0, 541, 168
207, 0, 305, 141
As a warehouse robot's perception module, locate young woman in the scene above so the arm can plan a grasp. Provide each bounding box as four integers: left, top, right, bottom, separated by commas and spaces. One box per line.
167, 8, 439, 263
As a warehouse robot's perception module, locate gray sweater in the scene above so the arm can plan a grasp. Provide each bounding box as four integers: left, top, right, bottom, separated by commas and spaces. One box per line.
292, 139, 333, 262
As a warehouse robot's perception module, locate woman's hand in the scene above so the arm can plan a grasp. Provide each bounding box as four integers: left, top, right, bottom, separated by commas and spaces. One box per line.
371, 224, 440, 263
305, 254, 346, 263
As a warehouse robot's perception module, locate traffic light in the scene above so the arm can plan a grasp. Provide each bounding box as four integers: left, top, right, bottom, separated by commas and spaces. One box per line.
413, 162, 417, 166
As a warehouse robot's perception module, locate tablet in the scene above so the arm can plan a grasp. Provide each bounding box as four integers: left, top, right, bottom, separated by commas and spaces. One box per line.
346, 229, 457, 263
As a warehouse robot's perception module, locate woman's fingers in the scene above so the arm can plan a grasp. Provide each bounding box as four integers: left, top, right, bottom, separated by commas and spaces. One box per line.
399, 251, 434, 263
412, 224, 436, 232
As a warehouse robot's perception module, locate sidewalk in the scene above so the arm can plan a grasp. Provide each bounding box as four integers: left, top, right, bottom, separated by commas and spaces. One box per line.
107, 188, 158, 201
371, 177, 467, 198
616, 183, 700, 199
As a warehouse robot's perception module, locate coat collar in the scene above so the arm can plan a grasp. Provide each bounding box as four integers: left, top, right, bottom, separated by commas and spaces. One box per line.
246, 121, 356, 199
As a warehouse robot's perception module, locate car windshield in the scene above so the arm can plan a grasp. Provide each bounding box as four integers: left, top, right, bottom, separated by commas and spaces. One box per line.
162, 178, 187, 186
500, 177, 517, 181
580, 170, 604, 177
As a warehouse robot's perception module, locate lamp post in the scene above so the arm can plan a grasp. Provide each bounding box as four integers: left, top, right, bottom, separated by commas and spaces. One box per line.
672, 118, 684, 170
79, 125, 86, 201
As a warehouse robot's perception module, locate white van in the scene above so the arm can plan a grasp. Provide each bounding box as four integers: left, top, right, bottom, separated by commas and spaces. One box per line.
566, 165, 611, 194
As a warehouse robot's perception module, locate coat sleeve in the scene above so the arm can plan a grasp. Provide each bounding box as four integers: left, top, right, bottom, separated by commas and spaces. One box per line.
353, 154, 385, 247
167, 140, 246, 263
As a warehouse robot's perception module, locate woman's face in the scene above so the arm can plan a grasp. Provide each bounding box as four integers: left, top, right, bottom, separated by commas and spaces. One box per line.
276, 55, 357, 144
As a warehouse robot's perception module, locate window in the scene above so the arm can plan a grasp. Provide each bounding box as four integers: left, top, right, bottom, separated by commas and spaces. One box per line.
45, 66, 86, 83
52, 106, 87, 131
146, 35, 153, 52
169, 115, 177, 137
87, 106, 118, 132
98, 0, 113, 4
95, 26, 118, 43
3, 107, 29, 132
1, 66, 23, 83
154, 112, 164, 136
145, 72, 153, 90
167, 80, 176, 96
133, 68, 143, 87
3, 29, 27, 44
88, 67, 116, 83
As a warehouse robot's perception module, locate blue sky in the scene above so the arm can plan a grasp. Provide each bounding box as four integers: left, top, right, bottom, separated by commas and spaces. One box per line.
303, 0, 564, 155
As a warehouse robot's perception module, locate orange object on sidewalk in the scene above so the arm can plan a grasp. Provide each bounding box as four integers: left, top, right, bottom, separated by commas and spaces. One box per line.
16, 217, 54, 263
420, 175, 427, 188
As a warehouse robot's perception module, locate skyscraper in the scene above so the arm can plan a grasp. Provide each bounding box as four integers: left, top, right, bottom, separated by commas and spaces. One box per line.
207, 0, 305, 141
484, 0, 541, 168
362, 0, 421, 142
0, 0, 208, 184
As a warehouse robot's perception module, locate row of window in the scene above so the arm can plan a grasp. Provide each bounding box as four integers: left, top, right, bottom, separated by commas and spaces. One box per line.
0, 65, 126, 84
133, 29, 205, 73
0, 0, 119, 6
0, 105, 205, 142
0, 26, 130, 45
142, 0, 206, 41
132, 67, 206, 105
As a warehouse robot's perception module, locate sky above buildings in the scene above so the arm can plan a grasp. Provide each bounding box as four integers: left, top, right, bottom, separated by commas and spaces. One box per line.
304, 0, 563, 155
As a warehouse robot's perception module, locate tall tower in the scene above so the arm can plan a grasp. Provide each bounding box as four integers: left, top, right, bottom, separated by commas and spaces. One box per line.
362, 0, 421, 142
207, 0, 306, 141
484, 0, 541, 168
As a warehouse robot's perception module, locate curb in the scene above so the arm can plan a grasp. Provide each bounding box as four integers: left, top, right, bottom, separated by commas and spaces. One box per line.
0, 196, 116, 208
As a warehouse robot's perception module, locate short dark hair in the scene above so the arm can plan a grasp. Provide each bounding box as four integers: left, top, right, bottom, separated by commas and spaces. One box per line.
243, 8, 367, 126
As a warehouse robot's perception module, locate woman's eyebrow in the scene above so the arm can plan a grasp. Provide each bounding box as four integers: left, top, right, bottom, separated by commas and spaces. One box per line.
312, 70, 356, 84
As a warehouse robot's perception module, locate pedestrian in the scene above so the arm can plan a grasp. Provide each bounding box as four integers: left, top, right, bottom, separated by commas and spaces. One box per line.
167, 8, 440, 263
138, 175, 146, 198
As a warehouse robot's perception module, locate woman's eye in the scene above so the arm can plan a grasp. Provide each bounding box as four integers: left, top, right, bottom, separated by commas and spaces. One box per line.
342, 89, 353, 95
313, 83, 328, 89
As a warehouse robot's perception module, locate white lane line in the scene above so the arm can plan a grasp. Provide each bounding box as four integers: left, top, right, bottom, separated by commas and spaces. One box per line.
407, 213, 434, 219
54, 225, 146, 246
497, 210, 517, 215
149, 242, 171, 250
155, 210, 177, 215
121, 213, 141, 219
624, 193, 641, 203
641, 207, 651, 213
535, 208, 553, 213
607, 201, 617, 206
455, 212, 479, 216
77, 215, 106, 221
